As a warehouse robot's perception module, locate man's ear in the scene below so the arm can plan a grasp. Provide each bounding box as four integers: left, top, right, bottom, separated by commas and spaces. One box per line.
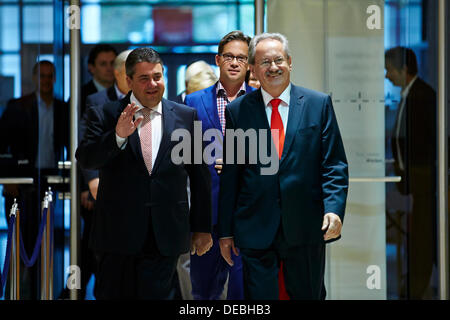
215, 54, 221, 67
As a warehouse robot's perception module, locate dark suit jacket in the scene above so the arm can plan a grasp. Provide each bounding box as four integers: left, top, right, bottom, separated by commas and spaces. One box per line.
76, 93, 212, 256
0, 92, 69, 171
184, 83, 255, 226
218, 84, 348, 249
80, 86, 122, 183
391, 77, 436, 195
86, 85, 120, 110
173, 92, 186, 105
80, 80, 98, 116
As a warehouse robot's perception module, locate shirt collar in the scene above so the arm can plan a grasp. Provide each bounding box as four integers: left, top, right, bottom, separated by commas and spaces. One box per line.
114, 83, 126, 100
401, 75, 418, 99
130, 92, 162, 115
261, 83, 291, 107
216, 80, 247, 98
92, 78, 107, 92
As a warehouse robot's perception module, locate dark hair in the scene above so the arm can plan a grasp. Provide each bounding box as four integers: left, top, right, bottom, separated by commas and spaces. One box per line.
125, 47, 164, 78
88, 44, 118, 66
32, 60, 55, 76
385, 46, 418, 76
218, 30, 251, 55
245, 69, 250, 83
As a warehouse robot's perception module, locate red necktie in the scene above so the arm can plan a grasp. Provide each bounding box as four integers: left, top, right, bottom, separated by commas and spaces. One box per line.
270, 98, 290, 299
270, 98, 285, 159
140, 108, 152, 174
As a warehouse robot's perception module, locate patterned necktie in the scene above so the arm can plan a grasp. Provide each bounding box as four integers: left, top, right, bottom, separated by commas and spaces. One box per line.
140, 107, 153, 174
270, 98, 285, 159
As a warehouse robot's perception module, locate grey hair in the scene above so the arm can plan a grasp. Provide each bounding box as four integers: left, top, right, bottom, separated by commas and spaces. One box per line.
114, 50, 132, 71
185, 60, 215, 83
248, 32, 290, 65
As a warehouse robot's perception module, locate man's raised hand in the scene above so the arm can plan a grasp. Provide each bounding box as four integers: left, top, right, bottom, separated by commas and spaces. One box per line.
115, 102, 143, 138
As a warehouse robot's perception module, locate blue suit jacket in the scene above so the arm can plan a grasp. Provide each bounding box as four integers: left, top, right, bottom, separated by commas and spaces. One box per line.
218, 84, 349, 249
184, 83, 255, 226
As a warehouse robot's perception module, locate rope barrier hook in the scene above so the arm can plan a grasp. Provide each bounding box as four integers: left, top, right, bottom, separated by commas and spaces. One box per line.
47, 187, 53, 203
9, 198, 18, 217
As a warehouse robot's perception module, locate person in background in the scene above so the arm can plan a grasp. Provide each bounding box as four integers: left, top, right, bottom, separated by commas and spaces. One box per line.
174, 60, 216, 104
0, 60, 69, 299
184, 30, 254, 300
245, 69, 261, 89
80, 44, 118, 116
175, 64, 218, 300
385, 46, 437, 299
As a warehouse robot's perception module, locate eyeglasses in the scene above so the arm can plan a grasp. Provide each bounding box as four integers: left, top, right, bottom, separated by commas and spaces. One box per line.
258, 57, 286, 68
220, 53, 248, 64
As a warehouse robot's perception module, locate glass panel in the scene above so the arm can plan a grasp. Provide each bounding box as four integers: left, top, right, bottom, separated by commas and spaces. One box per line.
0, 54, 20, 99
239, 4, 255, 37
193, 5, 237, 43
23, 5, 53, 43
384, 0, 438, 300
81, 5, 152, 43
268, 0, 439, 300
0, 5, 19, 51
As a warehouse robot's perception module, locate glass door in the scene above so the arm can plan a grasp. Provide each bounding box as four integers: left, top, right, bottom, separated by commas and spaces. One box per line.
267, 0, 442, 299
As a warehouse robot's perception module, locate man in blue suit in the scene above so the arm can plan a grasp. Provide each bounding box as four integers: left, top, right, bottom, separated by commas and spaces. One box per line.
184, 30, 253, 300
218, 33, 349, 299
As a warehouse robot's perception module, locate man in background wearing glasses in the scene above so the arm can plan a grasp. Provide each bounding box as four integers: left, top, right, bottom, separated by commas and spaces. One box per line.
184, 30, 254, 300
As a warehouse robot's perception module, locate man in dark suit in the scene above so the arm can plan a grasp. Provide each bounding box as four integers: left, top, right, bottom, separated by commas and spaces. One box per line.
74, 49, 132, 299
184, 31, 253, 300
73, 45, 118, 297
218, 33, 349, 300
385, 46, 437, 299
0, 60, 69, 299
76, 47, 213, 299
80, 44, 117, 116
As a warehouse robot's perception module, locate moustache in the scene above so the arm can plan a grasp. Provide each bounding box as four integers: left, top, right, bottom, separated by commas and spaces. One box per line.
265, 69, 283, 77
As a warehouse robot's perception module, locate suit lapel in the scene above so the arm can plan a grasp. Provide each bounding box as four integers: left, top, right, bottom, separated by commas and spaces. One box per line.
151, 99, 176, 175
118, 94, 147, 172
202, 85, 221, 130
251, 89, 271, 130
107, 86, 118, 101
280, 85, 305, 162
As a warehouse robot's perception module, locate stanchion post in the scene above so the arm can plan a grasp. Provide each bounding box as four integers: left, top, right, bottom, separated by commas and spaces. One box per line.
40, 193, 49, 300
47, 187, 54, 300
9, 199, 20, 300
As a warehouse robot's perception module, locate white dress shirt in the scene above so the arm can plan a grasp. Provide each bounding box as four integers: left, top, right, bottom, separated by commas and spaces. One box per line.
116, 92, 163, 169
261, 83, 291, 132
